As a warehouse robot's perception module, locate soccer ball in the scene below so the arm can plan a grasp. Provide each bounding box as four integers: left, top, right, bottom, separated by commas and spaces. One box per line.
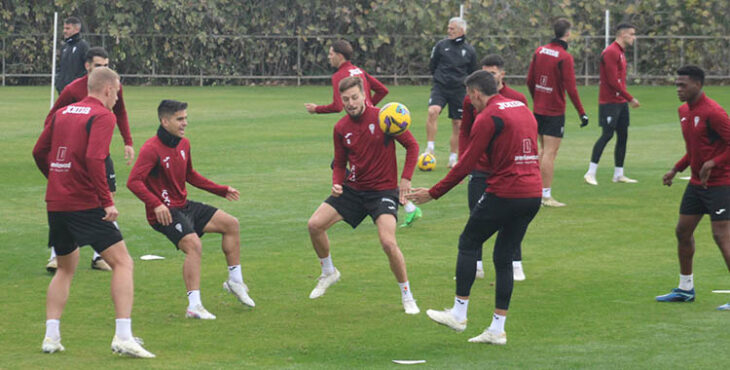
378, 102, 411, 136
417, 152, 436, 171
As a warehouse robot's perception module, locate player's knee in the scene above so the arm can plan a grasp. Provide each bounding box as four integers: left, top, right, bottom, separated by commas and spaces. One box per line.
180, 237, 202, 256
307, 217, 324, 235
224, 214, 240, 234
458, 232, 480, 252
675, 225, 692, 241
380, 240, 399, 255
428, 106, 441, 117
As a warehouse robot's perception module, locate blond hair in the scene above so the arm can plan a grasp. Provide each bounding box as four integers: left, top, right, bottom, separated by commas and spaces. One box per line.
87, 67, 119, 94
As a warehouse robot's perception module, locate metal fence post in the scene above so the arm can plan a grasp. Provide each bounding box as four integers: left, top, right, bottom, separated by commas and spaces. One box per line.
199, 41, 203, 87
633, 38, 638, 77
584, 36, 589, 86
297, 36, 302, 86
2, 37, 5, 86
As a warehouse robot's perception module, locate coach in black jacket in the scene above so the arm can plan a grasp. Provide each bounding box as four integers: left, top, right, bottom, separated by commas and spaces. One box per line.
55, 16, 89, 93
425, 17, 478, 168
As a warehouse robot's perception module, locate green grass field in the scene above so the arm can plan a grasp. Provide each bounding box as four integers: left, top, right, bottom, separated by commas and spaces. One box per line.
1, 84, 729, 369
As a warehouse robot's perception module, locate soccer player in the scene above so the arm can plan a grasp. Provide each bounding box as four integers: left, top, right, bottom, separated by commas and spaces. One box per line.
127, 100, 255, 320
55, 16, 89, 93
526, 18, 588, 207
656, 65, 730, 311
459, 54, 529, 281
33, 67, 154, 358
45, 46, 135, 273
425, 17, 478, 168
306, 76, 420, 315
409, 70, 541, 345
584, 23, 641, 185
303, 39, 422, 227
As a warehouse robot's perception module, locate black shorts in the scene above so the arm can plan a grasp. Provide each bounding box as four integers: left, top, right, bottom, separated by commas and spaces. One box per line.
48, 208, 123, 256
429, 84, 465, 120
535, 114, 565, 138
324, 186, 399, 228
680, 184, 730, 221
152, 200, 218, 247
599, 103, 629, 129
468, 171, 489, 211
105, 155, 116, 192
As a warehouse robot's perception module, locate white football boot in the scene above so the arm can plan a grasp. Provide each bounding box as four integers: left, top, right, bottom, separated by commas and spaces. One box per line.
309, 268, 341, 299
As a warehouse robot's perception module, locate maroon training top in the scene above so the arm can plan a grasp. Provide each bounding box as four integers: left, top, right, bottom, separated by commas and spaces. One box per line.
599, 41, 634, 104
332, 106, 418, 191
526, 40, 585, 116
430, 94, 542, 199
127, 127, 228, 224
459, 85, 528, 173
33, 96, 115, 211
315, 61, 389, 114
674, 93, 730, 187
45, 74, 133, 146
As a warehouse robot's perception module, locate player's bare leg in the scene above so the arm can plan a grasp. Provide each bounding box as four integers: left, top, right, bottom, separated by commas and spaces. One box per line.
307, 202, 343, 298
710, 220, 730, 271
375, 214, 419, 314
425, 105, 442, 154
656, 214, 702, 303
449, 118, 462, 168
203, 210, 255, 307
46, 249, 80, 320
539, 135, 565, 207
100, 241, 135, 318
177, 234, 215, 318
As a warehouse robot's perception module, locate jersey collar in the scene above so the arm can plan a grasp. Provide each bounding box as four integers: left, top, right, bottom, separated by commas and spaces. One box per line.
157, 125, 182, 148
551, 38, 568, 50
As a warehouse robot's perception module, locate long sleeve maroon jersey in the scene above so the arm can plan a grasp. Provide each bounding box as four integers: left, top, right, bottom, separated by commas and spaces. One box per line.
127, 127, 228, 224
315, 61, 389, 114
673, 93, 730, 187
599, 41, 634, 104
33, 96, 115, 211
458, 85, 528, 172
526, 40, 585, 116
332, 106, 418, 191
431, 94, 542, 199
45, 75, 133, 146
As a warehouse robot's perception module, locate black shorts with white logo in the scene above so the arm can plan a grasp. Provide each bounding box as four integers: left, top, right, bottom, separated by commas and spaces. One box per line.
48, 208, 123, 256
535, 114, 565, 138
598, 102, 629, 129
429, 84, 466, 120
152, 200, 218, 248
680, 184, 730, 221
324, 186, 399, 228
105, 155, 116, 192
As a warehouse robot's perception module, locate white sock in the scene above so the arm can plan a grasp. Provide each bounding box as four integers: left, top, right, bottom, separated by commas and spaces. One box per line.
427, 141, 435, 153
50, 247, 57, 260
228, 265, 243, 284
513, 260, 522, 269
587, 162, 598, 175
398, 281, 414, 301
488, 313, 507, 333
404, 201, 416, 213
451, 297, 469, 322
115, 318, 132, 341
187, 290, 202, 309
476, 260, 483, 271
320, 255, 335, 275
93, 251, 101, 260
614, 167, 624, 178
449, 152, 458, 161
679, 274, 694, 291
45, 319, 60, 340
542, 188, 551, 198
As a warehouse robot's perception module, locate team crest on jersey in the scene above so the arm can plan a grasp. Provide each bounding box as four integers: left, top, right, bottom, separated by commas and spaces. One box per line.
694, 116, 700, 127
369, 123, 375, 134
180, 150, 186, 160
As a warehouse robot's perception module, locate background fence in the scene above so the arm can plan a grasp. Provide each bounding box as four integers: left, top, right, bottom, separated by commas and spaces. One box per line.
3, 33, 730, 86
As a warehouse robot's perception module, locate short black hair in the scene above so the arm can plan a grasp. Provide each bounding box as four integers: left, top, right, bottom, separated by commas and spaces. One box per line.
85, 47, 109, 63
158, 100, 188, 121
616, 23, 636, 34
677, 65, 705, 86
481, 54, 504, 69
64, 16, 81, 25
554, 18, 571, 39
464, 70, 498, 96
332, 39, 353, 61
